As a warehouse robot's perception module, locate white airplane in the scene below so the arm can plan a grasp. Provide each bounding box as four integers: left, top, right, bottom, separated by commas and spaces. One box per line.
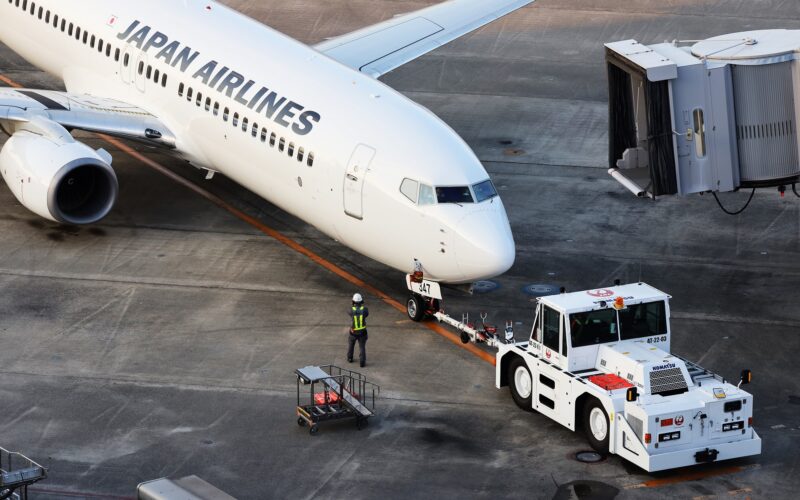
0, 0, 531, 284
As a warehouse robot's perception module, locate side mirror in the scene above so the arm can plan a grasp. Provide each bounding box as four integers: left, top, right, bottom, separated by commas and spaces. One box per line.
739, 369, 752, 387
626, 387, 638, 402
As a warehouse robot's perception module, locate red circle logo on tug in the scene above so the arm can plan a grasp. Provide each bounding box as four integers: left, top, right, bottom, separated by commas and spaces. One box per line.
675, 415, 684, 426
587, 289, 615, 298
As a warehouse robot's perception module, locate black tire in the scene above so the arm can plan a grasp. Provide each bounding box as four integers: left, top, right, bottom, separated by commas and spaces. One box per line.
508, 357, 534, 412
309, 424, 319, 436
582, 398, 610, 455
407, 294, 425, 322
297, 417, 307, 427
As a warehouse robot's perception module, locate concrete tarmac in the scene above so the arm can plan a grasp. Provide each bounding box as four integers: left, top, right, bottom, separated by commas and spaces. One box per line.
1, 1, 799, 499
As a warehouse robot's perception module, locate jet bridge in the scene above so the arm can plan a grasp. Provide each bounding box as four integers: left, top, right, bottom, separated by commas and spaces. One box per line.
606, 30, 800, 199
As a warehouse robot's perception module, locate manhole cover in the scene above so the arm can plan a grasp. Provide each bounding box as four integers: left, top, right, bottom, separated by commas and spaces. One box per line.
575, 451, 604, 463
473, 280, 499, 293
522, 284, 560, 297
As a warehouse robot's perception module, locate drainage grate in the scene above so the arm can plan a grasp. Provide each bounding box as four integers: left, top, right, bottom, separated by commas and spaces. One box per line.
575, 451, 605, 464
522, 284, 560, 297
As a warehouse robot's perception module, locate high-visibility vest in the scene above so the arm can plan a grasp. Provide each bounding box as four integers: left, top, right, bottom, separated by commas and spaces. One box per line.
352, 306, 366, 331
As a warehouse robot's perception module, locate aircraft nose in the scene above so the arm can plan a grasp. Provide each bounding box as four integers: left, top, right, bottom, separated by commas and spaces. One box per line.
454, 203, 516, 281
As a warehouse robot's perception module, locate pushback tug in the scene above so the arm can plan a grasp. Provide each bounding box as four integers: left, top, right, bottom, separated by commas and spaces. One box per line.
405, 278, 761, 472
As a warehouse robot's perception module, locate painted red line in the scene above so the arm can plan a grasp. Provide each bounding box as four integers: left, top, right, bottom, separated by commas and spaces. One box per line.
0, 74, 495, 365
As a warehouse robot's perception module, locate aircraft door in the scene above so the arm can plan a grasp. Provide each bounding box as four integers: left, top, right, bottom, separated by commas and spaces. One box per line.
120, 47, 134, 84
343, 144, 376, 220
134, 51, 148, 93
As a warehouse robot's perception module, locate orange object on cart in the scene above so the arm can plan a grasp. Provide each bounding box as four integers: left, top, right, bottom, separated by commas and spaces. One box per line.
314, 392, 340, 405
589, 373, 633, 391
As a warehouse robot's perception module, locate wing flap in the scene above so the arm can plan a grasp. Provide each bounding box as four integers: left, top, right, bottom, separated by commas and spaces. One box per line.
315, 0, 535, 77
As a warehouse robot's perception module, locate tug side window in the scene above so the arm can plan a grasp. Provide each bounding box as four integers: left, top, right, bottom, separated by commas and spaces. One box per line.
542, 306, 561, 352
619, 301, 667, 340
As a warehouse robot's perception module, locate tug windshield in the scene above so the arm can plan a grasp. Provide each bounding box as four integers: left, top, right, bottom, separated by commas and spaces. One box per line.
570, 309, 618, 347
569, 300, 668, 347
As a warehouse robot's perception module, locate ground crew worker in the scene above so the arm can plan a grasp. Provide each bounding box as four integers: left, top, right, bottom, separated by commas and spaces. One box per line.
348, 293, 369, 367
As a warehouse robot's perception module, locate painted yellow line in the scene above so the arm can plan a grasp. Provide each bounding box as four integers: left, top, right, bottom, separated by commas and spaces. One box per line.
0, 74, 496, 366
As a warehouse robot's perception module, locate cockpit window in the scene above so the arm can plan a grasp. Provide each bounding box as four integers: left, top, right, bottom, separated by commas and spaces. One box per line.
400, 178, 419, 203
419, 184, 436, 205
436, 186, 474, 204
473, 179, 498, 202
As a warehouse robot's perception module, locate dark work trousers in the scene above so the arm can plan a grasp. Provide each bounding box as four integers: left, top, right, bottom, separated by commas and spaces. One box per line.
347, 330, 368, 366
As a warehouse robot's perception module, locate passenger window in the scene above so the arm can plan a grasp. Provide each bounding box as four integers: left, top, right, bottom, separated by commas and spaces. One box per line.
307, 152, 314, 167
124, 53, 130, 67
279, 138, 286, 152
269, 132, 276, 147
213, 102, 220, 116
400, 178, 419, 203
241, 117, 248, 132
186, 87, 193, 100
105, 44, 111, 57
204, 97, 210, 112
233, 113, 239, 127
178, 83, 184, 97
195, 93, 202, 106
161, 74, 167, 87
82, 31, 87, 44
298, 148, 304, 162
146, 65, 152, 79
223, 107, 230, 121
153, 69, 159, 82
260, 128, 267, 142
418, 184, 436, 205
138, 61, 144, 75
114, 48, 120, 61
288, 142, 295, 157
90, 35, 95, 48
693, 109, 706, 158
252, 123, 258, 138
542, 306, 561, 353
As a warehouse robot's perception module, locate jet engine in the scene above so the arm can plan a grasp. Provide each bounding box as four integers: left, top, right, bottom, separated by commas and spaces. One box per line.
0, 117, 118, 225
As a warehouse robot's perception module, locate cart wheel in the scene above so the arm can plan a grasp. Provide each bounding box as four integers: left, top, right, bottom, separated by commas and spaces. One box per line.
309, 424, 319, 436
297, 417, 307, 427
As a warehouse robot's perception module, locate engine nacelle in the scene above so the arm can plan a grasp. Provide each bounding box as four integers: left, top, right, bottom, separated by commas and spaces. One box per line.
0, 119, 118, 225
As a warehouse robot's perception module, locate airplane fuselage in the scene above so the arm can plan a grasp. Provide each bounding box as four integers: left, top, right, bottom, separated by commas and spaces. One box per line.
0, 0, 515, 283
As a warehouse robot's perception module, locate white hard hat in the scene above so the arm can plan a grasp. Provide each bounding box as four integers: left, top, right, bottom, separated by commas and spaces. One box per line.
352, 293, 363, 303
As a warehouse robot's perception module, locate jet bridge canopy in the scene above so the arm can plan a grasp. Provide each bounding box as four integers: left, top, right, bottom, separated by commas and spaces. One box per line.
606, 30, 800, 198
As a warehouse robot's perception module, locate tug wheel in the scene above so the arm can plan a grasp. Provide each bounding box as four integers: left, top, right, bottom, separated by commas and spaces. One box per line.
583, 399, 610, 455
407, 294, 425, 322
297, 417, 307, 427
309, 424, 319, 436
508, 357, 534, 412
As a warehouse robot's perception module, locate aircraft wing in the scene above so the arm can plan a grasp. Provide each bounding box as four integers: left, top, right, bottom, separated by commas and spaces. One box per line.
0, 88, 175, 148
314, 0, 535, 78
